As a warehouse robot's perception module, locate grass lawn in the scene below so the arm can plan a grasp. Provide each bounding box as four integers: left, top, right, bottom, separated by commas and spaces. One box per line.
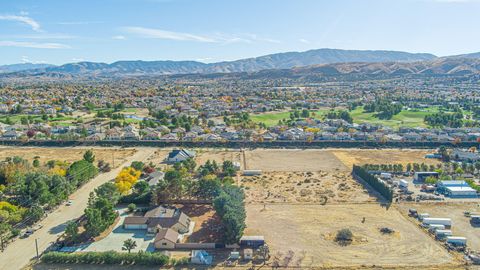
250, 109, 328, 127
251, 106, 444, 129
349, 107, 432, 128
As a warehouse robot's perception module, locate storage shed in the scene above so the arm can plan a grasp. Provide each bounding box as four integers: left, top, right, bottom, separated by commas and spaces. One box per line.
240, 235, 265, 248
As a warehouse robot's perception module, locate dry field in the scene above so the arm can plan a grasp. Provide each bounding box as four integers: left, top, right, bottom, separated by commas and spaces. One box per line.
241, 171, 375, 204
245, 204, 455, 267
0, 146, 136, 168
178, 204, 223, 243
245, 149, 349, 172
398, 203, 480, 251
330, 149, 439, 169
195, 149, 243, 168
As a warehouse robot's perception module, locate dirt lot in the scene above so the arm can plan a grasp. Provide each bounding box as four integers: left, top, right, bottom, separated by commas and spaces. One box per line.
398, 203, 480, 251
178, 204, 224, 243
331, 149, 439, 169
241, 171, 375, 204
195, 149, 243, 169
245, 203, 454, 267
245, 149, 349, 172
0, 146, 136, 168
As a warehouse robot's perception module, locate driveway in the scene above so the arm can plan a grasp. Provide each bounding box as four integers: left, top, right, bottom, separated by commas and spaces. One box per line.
83, 209, 155, 252
0, 147, 156, 270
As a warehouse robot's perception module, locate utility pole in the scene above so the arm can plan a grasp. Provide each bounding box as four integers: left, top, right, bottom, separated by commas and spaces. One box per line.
35, 238, 39, 259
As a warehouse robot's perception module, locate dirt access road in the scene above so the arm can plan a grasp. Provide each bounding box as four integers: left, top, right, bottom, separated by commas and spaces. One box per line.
0, 147, 156, 270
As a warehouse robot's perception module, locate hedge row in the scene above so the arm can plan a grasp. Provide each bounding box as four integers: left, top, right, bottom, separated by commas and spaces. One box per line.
0, 139, 477, 149
41, 251, 169, 266
353, 165, 393, 202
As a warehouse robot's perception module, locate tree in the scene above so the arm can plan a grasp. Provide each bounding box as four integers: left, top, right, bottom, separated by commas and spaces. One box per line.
213, 185, 246, 244
335, 228, 353, 243
127, 203, 136, 213
83, 150, 95, 163
95, 182, 121, 204
122, 239, 137, 253
67, 160, 98, 187
65, 221, 79, 243
24, 205, 45, 225
130, 161, 144, 171
84, 196, 117, 238
114, 167, 141, 194
133, 181, 150, 194
222, 161, 238, 177
32, 158, 40, 168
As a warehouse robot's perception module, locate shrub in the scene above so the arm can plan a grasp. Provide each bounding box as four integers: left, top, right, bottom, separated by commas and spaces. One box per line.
41, 251, 169, 266
127, 203, 137, 212
335, 228, 353, 242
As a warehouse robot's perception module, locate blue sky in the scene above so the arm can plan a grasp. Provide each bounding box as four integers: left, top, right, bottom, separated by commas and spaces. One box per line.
0, 0, 480, 65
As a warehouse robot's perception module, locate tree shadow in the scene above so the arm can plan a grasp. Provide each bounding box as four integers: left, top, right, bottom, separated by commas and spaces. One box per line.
48, 219, 76, 234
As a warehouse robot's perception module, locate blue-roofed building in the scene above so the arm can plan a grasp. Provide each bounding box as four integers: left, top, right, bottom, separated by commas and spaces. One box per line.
166, 149, 196, 163
437, 180, 477, 198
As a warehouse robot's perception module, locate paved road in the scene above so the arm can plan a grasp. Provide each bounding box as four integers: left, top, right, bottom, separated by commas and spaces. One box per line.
0, 147, 156, 270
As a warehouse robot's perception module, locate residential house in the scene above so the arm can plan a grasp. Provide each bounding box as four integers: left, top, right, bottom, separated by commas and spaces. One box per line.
166, 149, 196, 163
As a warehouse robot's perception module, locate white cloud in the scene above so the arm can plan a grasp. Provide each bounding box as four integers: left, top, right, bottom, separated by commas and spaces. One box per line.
122, 27, 281, 45
72, 58, 85, 62
20, 55, 47, 64
0, 15, 41, 32
0, 41, 70, 49
6, 33, 76, 40
428, 0, 479, 2
123, 26, 217, 42
299, 39, 310, 44
57, 21, 103, 25
112, 35, 126, 40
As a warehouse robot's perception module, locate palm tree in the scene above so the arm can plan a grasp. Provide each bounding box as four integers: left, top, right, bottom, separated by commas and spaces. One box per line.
122, 239, 137, 253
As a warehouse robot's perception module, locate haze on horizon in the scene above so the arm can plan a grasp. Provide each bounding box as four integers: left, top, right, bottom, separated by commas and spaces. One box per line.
1, 0, 480, 65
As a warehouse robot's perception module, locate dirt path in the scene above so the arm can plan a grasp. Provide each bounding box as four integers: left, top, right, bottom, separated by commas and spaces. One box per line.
0, 147, 156, 270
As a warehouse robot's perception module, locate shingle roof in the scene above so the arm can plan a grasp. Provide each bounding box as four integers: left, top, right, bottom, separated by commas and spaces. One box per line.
154, 228, 179, 244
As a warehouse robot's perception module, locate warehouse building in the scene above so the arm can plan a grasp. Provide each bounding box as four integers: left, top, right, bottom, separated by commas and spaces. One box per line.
444, 186, 477, 198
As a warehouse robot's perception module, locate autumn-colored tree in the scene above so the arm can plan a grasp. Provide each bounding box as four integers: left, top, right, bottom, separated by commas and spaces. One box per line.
114, 167, 141, 194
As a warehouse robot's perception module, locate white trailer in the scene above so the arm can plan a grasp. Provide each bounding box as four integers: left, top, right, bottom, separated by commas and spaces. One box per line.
399, 179, 408, 189
380, 172, 392, 180
446, 236, 467, 246
242, 170, 262, 176
428, 224, 445, 232
422, 218, 452, 228
435, 230, 452, 240
418, 213, 429, 221
435, 229, 452, 237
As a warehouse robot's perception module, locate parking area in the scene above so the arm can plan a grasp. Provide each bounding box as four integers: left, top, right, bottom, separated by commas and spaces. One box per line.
83, 209, 155, 253
398, 203, 480, 251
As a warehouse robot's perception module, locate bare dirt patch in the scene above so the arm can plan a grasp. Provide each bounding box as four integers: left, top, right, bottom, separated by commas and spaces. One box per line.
178, 204, 223, 243
0, 147, 136, 168
331, 149, 439, 169
195, 149, 242, 169
241, 171, 375, 203
245, 204, 454, 267
398, 203, 480, 251
245, 149, 348, 172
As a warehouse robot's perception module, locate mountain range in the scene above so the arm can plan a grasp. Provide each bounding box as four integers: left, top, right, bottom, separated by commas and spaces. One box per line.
1, 48, 480, 78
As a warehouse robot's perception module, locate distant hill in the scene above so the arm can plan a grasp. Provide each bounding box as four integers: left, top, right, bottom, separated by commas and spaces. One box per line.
4, 49, 438, 77
447, 52, 480, 60
204, 49, 436, 73
0, 63, 54, 74
244, 58, 480, 79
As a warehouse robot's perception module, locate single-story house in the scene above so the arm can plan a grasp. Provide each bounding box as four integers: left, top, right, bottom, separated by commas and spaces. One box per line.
153, 228, 179, 250
166, 149, 196, 163
147, 171, 165, 186
124, 206, 191, 234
